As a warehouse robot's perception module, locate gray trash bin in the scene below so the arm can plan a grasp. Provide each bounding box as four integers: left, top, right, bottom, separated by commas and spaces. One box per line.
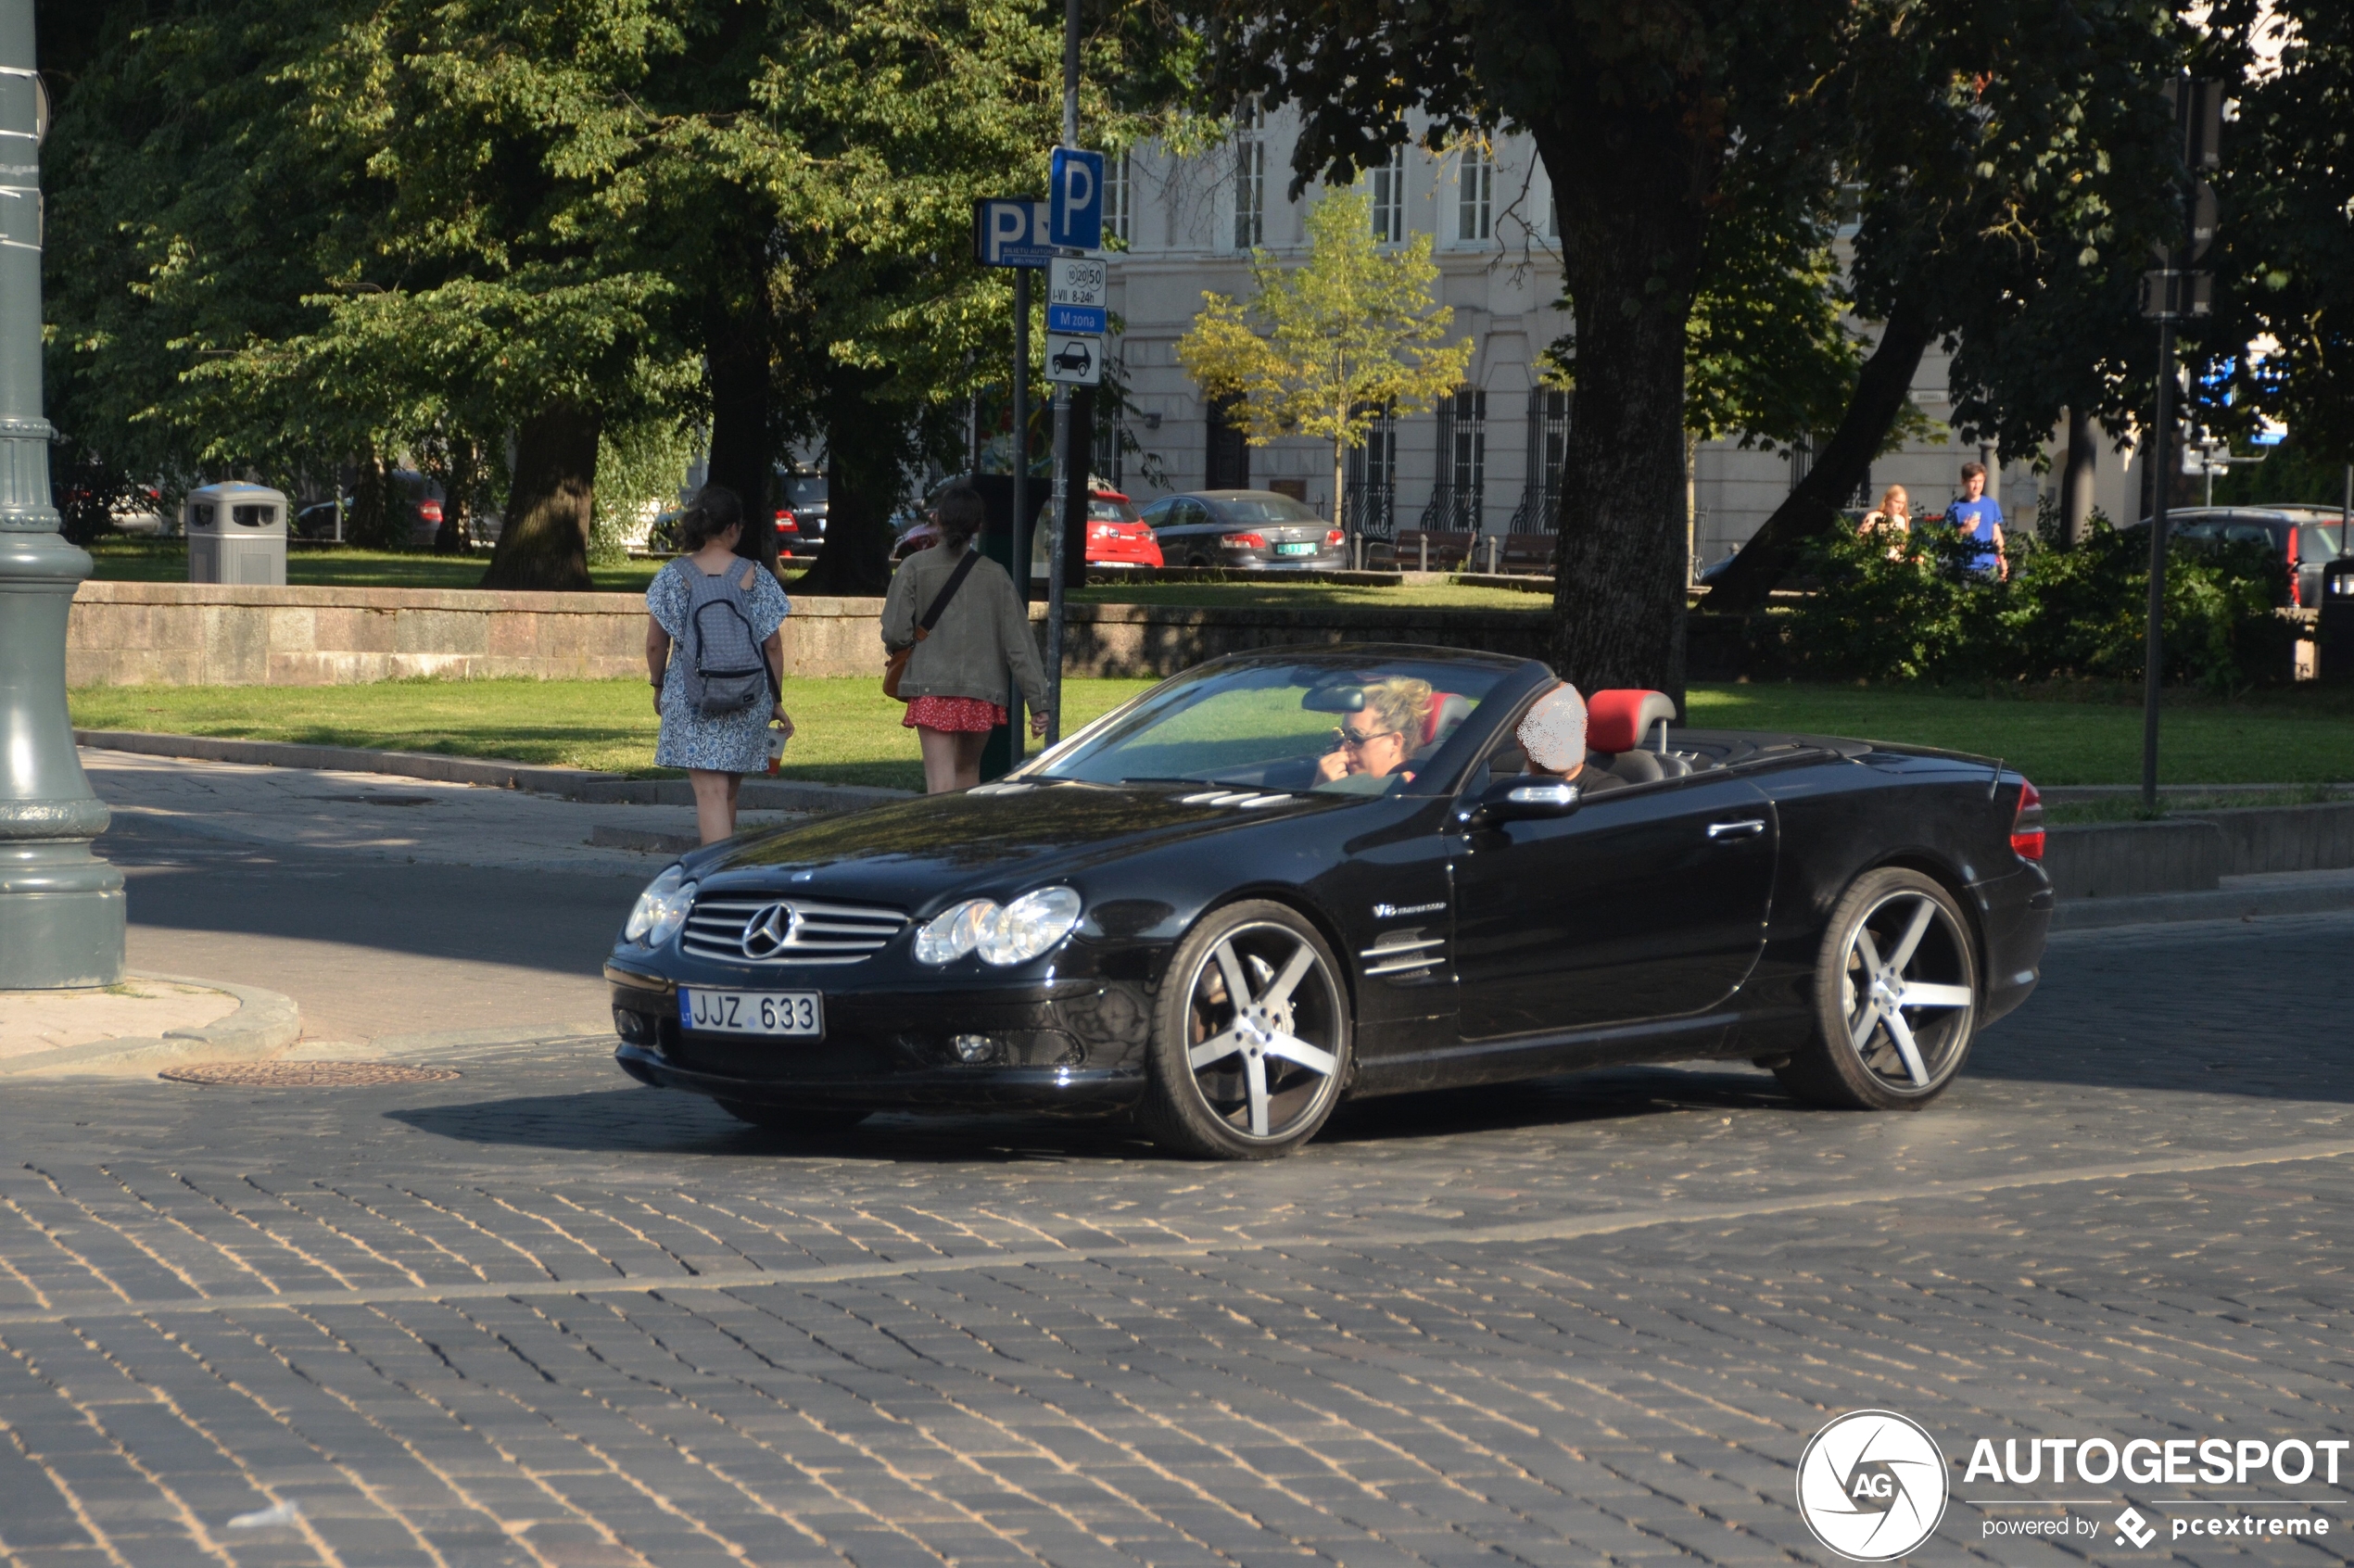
186, 482, 288, 586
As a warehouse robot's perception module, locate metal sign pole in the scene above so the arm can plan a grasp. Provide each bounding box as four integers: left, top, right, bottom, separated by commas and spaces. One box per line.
1009, 268, 1031, 766
0, 0, 125, 987
2140, 312, 2175, 814
1039, 0, 1081, 747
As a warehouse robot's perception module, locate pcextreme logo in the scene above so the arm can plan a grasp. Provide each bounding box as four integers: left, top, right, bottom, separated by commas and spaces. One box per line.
1796, 1410, 1951, 1562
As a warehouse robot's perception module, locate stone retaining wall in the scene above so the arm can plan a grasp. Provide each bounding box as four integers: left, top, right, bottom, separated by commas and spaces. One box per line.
67, 581, 886, 686
67, 581, 1557, 687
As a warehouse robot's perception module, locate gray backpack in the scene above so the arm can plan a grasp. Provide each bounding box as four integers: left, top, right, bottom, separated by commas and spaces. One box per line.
677, 561, 770, 716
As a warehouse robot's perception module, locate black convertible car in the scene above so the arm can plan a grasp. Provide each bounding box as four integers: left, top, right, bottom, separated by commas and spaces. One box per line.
607, 646, 2052, 1158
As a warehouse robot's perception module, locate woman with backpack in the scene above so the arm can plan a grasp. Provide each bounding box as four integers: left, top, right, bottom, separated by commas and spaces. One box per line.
883, 483, 1050, 793
646, 485, 793, 843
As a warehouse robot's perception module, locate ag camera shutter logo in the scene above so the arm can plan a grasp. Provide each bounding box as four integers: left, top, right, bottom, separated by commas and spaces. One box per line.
1796, 1410, 1950, 1561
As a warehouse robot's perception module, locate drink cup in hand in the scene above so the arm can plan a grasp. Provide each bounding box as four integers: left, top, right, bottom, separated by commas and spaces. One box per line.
766, 725, 787, 776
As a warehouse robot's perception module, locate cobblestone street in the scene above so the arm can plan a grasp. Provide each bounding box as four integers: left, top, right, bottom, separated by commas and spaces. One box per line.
2, 912, 2350, 1566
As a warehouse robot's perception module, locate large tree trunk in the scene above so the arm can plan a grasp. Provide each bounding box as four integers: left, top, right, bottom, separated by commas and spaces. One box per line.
1535, 107, 1712, 702
1702, 290, 1934, 613
704, 230, 778, 575
792, 374, 903, 597
480, 402, 599, 591
2062, 406, 2098, 546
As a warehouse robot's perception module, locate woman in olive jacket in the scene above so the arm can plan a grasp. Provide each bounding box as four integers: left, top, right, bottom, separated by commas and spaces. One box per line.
883, 484, 1053, 792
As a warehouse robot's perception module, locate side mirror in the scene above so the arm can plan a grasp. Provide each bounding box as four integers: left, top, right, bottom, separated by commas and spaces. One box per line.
1461, 777, 1582, 826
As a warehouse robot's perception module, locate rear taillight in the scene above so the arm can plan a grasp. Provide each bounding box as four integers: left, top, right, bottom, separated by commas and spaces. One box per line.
2010, 778, 2044, 861
1221, 532, 1267, 550
420, 500, 444, 524
775, 509, 800, 535
1326, 528, 1345, 547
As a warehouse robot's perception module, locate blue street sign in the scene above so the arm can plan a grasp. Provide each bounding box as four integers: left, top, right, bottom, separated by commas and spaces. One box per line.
972, 196, 1053, 269
1049, 148, 1105, 250
1046, 303, 1106, 335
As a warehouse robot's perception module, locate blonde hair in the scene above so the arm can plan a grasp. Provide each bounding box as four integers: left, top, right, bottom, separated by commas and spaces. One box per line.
1359, 677, 1433, 745
1873, 485, 1910, 523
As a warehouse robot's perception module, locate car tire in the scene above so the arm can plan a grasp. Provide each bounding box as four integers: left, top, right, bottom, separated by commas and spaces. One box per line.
1141, 900, 1352, 1159
1775, 867, 1981, 1111
716, 1100, 871, 1136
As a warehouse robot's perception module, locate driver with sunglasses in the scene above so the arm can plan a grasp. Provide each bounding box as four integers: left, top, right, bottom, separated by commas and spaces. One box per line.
1313, 676, 1433, 794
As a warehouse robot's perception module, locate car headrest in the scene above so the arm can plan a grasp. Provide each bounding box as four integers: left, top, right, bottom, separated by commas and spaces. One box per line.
1586, 689, 1677, 753
1420, 691, 1474, 751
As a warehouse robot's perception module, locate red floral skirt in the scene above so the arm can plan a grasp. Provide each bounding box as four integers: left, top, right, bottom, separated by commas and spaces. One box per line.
904, 695, 1007, 733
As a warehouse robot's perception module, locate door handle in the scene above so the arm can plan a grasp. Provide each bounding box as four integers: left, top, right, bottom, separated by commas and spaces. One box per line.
1706, 818, 1766, 841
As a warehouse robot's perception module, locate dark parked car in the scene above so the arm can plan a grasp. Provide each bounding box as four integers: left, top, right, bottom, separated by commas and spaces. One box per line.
605, 645, 2051, 1157
1143, 490, 1348, 570
2129, 506, 2350, 608
776, 469, 827, 561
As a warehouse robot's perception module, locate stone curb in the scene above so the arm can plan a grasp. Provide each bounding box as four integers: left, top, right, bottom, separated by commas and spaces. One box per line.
75, 730, 914, 814
2054, 876, 2354, 931
0, 970, 302, 1077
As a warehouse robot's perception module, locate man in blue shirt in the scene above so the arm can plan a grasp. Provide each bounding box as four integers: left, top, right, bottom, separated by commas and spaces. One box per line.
1944, 461, 2007, 578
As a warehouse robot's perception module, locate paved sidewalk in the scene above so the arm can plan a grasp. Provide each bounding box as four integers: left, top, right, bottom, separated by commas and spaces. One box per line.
0, 974, 233, 1056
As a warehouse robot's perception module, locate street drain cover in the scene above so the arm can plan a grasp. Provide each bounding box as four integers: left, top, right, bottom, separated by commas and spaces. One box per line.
159, 1062, 462, 1087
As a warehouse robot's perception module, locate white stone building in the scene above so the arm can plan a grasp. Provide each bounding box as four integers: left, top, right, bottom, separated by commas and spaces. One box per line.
1099, 108, 2148, 570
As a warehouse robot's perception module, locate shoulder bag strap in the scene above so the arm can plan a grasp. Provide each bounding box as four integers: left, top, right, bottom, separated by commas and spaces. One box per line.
917, 548, 983, 638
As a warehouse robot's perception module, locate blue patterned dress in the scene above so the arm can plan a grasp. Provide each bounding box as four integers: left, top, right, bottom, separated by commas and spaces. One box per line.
649, 557, 791, 773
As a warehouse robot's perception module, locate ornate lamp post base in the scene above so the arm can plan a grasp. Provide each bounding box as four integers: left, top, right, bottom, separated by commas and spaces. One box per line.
0, 1, 126, 988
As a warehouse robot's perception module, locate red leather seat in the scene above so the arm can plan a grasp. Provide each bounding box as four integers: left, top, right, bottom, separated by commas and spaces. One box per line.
1586, 689, 1677, 754
1419, 691, 1474, 753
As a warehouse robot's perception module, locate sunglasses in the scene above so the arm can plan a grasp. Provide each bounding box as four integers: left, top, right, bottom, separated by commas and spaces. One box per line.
1331, 726, 1402, 751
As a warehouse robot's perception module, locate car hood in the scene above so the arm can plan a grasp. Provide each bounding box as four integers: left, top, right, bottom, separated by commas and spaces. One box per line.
685, 781, 1370, 909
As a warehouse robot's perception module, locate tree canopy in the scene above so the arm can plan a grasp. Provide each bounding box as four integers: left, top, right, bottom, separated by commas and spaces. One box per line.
1175, 188, 1471, 534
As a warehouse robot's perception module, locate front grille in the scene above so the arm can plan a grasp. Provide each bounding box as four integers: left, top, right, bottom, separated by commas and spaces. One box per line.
679, 894, 907, 966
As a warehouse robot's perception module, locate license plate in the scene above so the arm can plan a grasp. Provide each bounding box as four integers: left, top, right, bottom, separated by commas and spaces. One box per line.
678, 989, 824, 1037
1275, 541, 1317, 555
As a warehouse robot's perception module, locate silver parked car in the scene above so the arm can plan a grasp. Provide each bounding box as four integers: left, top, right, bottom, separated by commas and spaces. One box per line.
1142, 489, 1348, 570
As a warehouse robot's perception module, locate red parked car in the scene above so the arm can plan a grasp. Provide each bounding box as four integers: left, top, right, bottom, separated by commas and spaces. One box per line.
1032, 487, 1162, 576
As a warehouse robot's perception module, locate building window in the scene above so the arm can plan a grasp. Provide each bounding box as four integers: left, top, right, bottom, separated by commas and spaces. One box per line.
1103, 151, 1132, 247
1369, 145, 1407, 244
1421, 388, 1487, 531
1234, 104, 1265, 250
1207, 396, 1250, 489
1346, 401, 1398, 538
1456, 143, 1492, 243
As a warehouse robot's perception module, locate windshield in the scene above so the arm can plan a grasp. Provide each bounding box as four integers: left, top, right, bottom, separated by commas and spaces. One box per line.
1031, 657, 1509, 794
1215, 495, 1320, 524
1036, 496, 1142, 525
784, 475, 827, 507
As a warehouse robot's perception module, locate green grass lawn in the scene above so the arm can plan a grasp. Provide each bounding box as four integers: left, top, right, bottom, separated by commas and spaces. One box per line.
1068, 580, 1548, 612
70, 676, 1159, 791
70, 673, 2354, 791
1687, 682, 2354, 786
86, 538, 677, 593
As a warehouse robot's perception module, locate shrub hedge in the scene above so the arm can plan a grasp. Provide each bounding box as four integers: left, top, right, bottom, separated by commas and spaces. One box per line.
1785, 511, 2296, 690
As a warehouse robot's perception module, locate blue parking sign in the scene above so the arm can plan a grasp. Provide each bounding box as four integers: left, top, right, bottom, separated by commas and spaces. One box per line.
972, 196, 1053, 269
1050, 149, 1105, 251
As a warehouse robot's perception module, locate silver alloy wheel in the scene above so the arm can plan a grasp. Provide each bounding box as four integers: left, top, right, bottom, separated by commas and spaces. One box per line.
1179, 921, 1345, 1142
1837, 889, 1977, 1092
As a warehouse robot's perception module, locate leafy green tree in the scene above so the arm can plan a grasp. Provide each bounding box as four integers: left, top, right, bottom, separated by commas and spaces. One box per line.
2206, 0, 2354, 479
1700, 0, 2195, 611
1175, 189, 1471, 534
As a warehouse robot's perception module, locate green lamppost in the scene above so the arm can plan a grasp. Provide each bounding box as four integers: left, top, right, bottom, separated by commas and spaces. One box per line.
0, 0, 123, 988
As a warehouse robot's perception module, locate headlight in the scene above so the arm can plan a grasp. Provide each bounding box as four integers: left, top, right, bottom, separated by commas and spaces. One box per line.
915, 898, 997, 964
977, 886, 1083, 965
623, 865, 696, 948
913, 888, 1082, 967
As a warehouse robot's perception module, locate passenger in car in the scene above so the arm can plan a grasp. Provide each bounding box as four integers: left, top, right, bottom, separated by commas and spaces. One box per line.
1517, 683, 1626, 793
1313, 677, 1434, 793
